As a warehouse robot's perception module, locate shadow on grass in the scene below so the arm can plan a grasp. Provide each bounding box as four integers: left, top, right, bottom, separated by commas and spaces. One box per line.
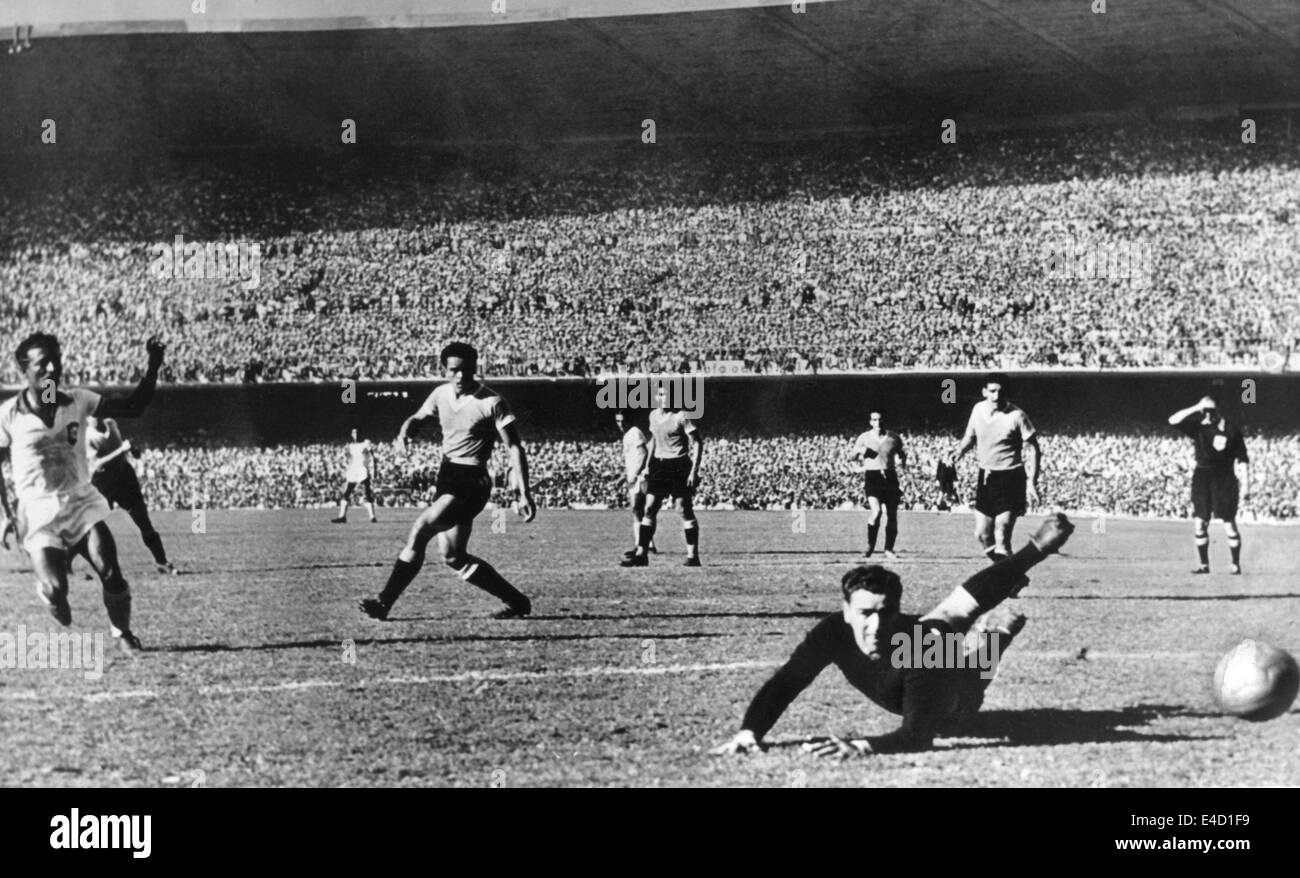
940, 704, 1222, 748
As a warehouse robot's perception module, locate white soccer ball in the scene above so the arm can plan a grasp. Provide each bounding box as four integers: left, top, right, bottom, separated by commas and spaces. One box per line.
1212, 639, 1300, 721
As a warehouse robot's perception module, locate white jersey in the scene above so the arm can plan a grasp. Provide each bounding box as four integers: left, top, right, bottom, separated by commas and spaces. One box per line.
345, 440, 373, 482
0, 388, 101, 501
623, 426, 650, 482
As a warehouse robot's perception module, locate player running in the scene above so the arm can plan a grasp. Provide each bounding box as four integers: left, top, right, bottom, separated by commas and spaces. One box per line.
615, 409, 657, 559
85, 416, 177, 575
0, 333, 166, 654
848, 409, 907, 559
620, 384, 704, 568
333, 428, 378, 523
358, 342, 534, 621
945, 373, 1041, 560
712, 514, 1074, 757
1168, 394, 1250, 574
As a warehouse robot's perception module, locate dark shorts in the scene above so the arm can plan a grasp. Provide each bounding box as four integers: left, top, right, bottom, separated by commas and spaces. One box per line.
1192, 467, 1238, 521
434, 461, 492, 519
343, 478, 374, 503
645, 455, 693, 501
974, 468, 1027, 518
864, 470, 901, 505
91, 460, 145, 510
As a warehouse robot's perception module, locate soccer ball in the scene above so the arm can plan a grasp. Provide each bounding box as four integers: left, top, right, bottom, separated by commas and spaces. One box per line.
1212, 639, 1300, 721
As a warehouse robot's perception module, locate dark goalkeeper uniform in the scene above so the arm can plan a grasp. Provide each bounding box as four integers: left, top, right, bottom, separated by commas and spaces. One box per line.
1174, 413, 1248, 521
740, 544, 1045, 751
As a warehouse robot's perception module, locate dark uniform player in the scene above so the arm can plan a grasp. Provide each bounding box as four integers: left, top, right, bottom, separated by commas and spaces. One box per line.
848, 409, 908, 558
358, 342, 535, 620
946, 372, 1041, 560
620, 385, 704, 567
712, 514, 1074, 757
1168, 395, 1250, 574
86, 416, 177, 574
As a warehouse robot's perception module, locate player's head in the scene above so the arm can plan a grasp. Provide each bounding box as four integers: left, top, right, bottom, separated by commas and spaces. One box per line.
440, 342, 479, 391
982, 372, 1010, 408
869, 408, 885, 429
654, 380, 673, 411
350, 428, 359, 441
15, 332, 63, 392
614, 407, 645, 434
840, 565, 903, 659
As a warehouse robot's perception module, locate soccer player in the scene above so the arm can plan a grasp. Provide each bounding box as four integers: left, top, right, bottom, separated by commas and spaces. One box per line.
620, 384, 704, 567
333, 428, 378, 523
85, 416, 178, 574
358, 342, 534, 621
711, 514, 1074, 757
0, 333, 166, 654
1168, 394, 1250, 574
848, 409, 908, 559
615, 409, 656, 558
946, 373, 1041, 560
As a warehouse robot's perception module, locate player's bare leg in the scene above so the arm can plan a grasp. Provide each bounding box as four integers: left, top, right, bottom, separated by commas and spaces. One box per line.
864, 496, 882, 557
973, 511, 999, 561
31, 547, 73, 626
622, 485, 656, 557
993, 511, 1017, 557
622, 492, 663, 566
883, 498, 900, 559
679, 494, 701, 566
78, 522, 142, 654
1223, 520, 1242, 574
125, 502, 175, 574
1192, 517, 1210, 573
438, 517, 530, 618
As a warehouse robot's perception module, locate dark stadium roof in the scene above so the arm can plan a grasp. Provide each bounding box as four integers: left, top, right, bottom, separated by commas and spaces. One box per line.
3, 0, 1298, 150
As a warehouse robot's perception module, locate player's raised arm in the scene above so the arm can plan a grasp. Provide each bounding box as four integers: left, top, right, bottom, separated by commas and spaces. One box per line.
1168, 396, 1213, 426
95, 337, 165, 419
498, 421, 535, 523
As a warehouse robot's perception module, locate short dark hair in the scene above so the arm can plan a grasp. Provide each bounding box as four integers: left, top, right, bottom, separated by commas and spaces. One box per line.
869, 408, 885, 418
440, 342, 478, 372
840, 565, 902, 610
15, 332, 60, 369
983, 371, 1010, 391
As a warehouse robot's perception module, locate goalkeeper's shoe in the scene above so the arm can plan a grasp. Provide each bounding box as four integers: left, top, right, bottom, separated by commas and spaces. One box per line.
620, 553, 648, 567
359, 597, 390, 620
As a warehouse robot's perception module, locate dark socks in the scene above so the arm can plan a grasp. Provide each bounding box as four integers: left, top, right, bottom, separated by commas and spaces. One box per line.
463, 558, 529, 611
379, 556, 424, 608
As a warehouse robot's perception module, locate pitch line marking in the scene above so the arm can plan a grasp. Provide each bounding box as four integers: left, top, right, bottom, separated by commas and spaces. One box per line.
0, 652, 1243, 704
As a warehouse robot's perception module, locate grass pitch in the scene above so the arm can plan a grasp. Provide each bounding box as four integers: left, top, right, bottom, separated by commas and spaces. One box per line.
0, 509, 1296, 787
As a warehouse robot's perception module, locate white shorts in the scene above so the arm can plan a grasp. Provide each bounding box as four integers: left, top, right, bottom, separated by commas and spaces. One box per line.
345, 466, 368, 483
18, 484, 112, 554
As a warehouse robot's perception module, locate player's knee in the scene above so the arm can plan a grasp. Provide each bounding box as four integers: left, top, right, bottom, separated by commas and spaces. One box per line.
102, 571, 128, 594
1224, 522, 1239, 538
1193, 519, 1208, 538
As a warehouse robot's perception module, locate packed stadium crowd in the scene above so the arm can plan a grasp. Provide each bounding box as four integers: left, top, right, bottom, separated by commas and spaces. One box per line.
3, 123, 1298, 383
133, 430, 1300, 521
